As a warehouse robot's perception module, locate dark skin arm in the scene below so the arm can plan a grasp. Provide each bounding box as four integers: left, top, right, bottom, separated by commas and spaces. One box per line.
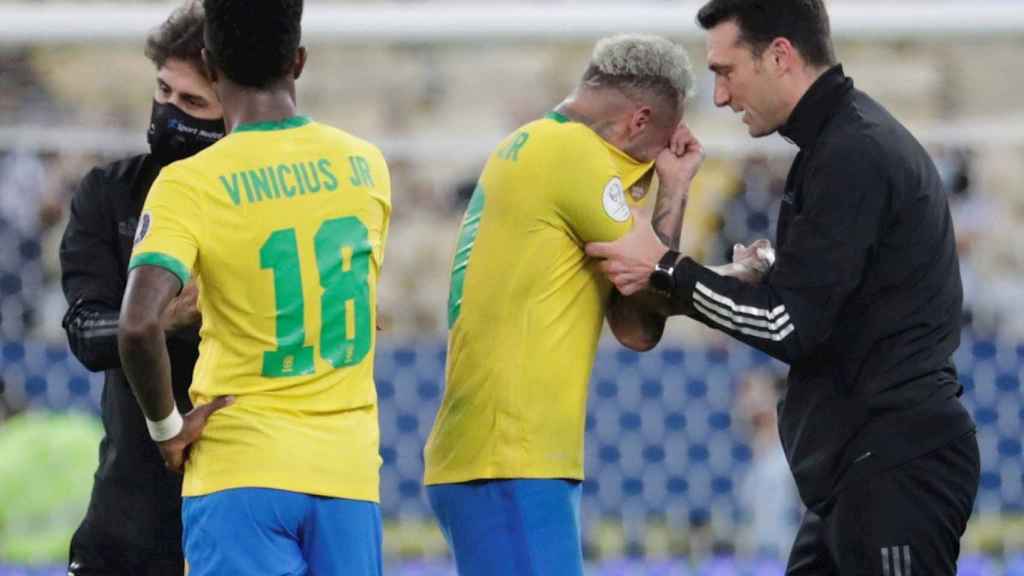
119, 266, 179, 421
118, 266, 230, 472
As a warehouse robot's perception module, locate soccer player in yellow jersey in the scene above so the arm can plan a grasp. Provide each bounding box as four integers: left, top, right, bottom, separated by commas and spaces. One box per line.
424, 35, 713, 575
117, 1, 389, 574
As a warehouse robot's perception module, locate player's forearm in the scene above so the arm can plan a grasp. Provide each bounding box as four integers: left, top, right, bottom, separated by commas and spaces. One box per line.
118, 267, 182, 422
606, 177, 691, 350
119, 313, 177, 421
651, 179, 689, 251
607, 290, 670, 351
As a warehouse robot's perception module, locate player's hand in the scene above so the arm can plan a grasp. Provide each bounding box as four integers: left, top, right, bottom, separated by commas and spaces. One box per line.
729, 239, 775, 284
157, 396, 234, 473
586, 209, 670, 296
161, 281, 201, 333
655, 123, 705, 192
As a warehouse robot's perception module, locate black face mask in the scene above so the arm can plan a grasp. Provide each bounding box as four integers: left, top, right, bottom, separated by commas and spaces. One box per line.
147, 100, 226, 165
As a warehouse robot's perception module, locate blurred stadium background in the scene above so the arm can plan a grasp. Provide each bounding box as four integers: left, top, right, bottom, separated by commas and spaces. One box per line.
1, 1, 1023, 574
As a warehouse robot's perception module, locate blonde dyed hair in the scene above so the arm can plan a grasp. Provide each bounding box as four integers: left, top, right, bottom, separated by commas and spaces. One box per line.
584, 34, 696, 110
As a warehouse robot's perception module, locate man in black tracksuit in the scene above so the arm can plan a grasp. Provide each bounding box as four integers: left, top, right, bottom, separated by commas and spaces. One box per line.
586, 1, 979, 573
59, 4, 224, 574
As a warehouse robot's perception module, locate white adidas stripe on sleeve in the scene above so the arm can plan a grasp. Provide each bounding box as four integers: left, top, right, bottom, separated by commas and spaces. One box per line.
695, 282, 786, 320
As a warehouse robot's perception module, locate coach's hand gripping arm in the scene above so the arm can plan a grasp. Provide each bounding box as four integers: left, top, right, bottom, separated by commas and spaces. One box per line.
119, 267, 231, 472
605, 124, 702, 352
590, 139, 885, 364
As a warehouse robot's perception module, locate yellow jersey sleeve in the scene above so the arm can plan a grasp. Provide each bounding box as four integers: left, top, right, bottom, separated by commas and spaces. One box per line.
366, 148, 392, 267
547, 126, 635, 244
128, 165, 203, 287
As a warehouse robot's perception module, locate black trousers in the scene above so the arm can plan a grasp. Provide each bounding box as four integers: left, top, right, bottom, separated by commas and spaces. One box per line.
68, 520, 184, 576
786, 431, 980, 576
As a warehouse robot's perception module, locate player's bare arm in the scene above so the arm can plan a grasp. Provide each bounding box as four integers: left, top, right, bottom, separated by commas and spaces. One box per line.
119, 266, 230, 472
588, 213, 775, 298
604, 123, 701, 351
161, 280, 202, 333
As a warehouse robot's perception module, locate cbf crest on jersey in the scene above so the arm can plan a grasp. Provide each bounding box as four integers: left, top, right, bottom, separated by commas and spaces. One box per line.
134, 212, 152, 246
602, 177, 629, 222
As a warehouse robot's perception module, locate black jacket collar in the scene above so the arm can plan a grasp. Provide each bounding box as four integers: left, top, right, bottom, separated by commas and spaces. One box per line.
779, 64, 853, 149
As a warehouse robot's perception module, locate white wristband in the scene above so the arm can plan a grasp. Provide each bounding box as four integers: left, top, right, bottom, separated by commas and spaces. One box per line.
146, 407, 184, 442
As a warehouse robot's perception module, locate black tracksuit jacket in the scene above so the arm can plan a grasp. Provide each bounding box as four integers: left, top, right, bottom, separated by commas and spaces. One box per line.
671, 65, 975, 513
60, 154, 196, 568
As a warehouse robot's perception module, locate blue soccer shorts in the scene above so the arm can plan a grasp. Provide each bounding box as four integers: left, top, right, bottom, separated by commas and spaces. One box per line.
427, 478, 583, 576
182, 487, 381, 576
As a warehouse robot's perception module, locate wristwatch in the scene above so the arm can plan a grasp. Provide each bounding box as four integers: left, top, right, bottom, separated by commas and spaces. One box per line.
649, 250, 680, 295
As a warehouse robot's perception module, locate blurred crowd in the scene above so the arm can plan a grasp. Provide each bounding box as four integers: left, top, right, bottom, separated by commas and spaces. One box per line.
0, 28, 1021, 341
2, 142, 1021, 343
0, 150, 94, 343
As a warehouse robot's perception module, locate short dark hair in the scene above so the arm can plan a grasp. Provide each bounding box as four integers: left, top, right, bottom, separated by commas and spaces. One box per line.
696, 0, 836, 68
202, 0, 303, 89
144, 1, 207, 74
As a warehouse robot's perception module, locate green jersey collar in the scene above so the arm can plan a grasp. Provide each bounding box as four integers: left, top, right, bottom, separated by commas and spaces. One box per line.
544, 111, 570, 124
234, 116, 312, 133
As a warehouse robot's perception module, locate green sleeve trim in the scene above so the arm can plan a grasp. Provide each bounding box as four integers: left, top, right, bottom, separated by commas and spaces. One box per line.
544, 111, 570, 124
447, 184, 486, 329
234, 116, 312, 133
129, 252, 190, 287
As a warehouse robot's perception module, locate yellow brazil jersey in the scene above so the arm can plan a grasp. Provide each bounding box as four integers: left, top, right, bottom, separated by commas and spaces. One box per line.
424, 111, 653, 485
129, 117, 391, 502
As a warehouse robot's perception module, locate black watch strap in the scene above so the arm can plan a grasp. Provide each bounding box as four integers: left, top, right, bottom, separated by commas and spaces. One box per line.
650, 250, 681, 294
658, 250, 681, 273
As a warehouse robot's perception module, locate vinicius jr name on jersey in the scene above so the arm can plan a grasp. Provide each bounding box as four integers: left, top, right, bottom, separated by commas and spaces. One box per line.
219, 155, 375, 207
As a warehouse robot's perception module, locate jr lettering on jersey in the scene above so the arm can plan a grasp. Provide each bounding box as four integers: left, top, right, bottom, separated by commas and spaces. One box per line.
348, 155, 374, 188
220, 157, 353, 206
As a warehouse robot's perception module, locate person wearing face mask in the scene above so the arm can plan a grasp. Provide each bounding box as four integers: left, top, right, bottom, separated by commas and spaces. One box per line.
59, 3, 224, 574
